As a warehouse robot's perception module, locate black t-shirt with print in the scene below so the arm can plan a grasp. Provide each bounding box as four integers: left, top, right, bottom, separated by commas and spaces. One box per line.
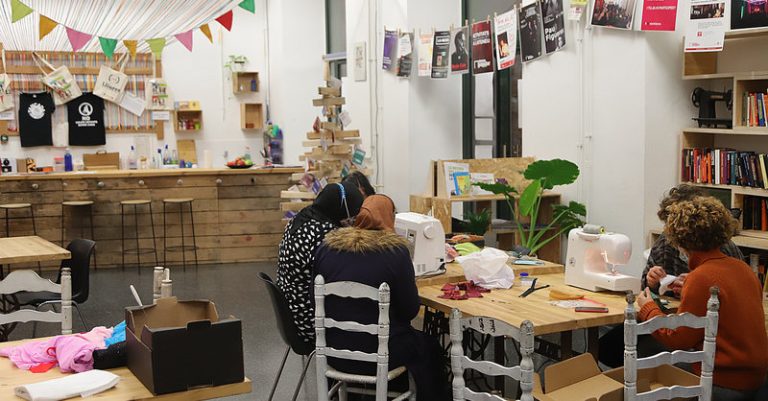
19, 92, 55, 147
68, 92, 106, 146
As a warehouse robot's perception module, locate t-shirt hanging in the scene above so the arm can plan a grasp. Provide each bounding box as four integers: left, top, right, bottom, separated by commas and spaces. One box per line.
68, 93, 106, 146
19, 92, 55, 147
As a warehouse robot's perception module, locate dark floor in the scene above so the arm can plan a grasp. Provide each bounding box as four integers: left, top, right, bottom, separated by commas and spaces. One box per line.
7, 262, 317, 401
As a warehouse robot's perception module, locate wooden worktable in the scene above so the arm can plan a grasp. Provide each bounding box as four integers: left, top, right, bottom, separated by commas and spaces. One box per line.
0, 236, 70, 266
416, 260, 564, 287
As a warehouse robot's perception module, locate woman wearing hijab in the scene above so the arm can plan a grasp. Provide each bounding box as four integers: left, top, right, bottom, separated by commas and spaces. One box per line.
276, 181, 364, 345
314, 194, 450, 400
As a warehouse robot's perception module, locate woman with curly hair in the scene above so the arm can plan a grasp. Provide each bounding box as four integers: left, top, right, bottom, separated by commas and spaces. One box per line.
636, 196, 768, 401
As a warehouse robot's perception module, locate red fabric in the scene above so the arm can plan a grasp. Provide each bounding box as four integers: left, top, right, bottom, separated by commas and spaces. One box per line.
215, 10, 233, 31
29, 361, 57, 373
439, 281, 490, 300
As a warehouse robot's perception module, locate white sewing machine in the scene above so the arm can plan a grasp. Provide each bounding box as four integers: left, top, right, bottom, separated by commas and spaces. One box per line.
395, 212, 445, 277
565, 225, 641, 293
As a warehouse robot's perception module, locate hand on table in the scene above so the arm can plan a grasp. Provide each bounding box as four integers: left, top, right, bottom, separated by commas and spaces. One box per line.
646, 266, 666, 288
636, 287, 654, 309
669, 273, 688, 296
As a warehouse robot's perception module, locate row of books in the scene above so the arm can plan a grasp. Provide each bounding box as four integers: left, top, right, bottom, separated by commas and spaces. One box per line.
681, 148, 768, 189
743, 196, 768, 231
742, 91, 768, 127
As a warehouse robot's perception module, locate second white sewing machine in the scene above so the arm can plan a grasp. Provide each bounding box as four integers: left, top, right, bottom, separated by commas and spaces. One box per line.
565, 225, 641, 293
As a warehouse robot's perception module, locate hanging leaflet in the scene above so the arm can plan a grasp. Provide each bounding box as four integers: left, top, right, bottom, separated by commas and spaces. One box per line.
591, 0, 637, 29
684, 0, 726, 52
383, 29, 398, 71
431, 30, 451, 79
417, 32, 434, 77
494, 9, 518, 70
542, 0, 566, 54
641, 0, 679, 31
396, 31, 414, 78
519, 0, 544, 62
471, 20, 494, 74
450, 26, 470, 74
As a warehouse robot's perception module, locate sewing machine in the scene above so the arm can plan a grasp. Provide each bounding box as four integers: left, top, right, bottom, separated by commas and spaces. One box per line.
692, 87, 733, 128
565, 226, 641, 293
395, 212, 445, 277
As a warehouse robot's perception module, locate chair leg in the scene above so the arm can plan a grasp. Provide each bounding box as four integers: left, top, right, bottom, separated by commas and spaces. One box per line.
291, 351, 316, 401
149, 202, 158, 268
89, 204, 97, 270
179, 204, 186, 272
408, 372, 417, 400
163, 202, 167, 267
61, 205, 66, 247
134, 205, 141, 274
339, 383, 348, 401
189, 201, 198, 271
73, 302, 88, 331
269, 346, 291, 401
30, 206, 41, 274
121, 204, 125, 271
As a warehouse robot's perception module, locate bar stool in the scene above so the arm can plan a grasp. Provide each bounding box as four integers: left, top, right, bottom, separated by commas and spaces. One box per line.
0, 202, 41, 274
61, 201, 97, 269
120, 199, 158, 274
162, 198, 198, 271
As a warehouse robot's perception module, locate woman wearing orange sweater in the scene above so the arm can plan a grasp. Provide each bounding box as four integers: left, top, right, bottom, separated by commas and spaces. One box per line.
637, 196, 768, 400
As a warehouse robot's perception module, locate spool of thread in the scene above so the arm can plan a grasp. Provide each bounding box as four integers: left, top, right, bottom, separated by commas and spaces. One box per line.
203, 150, 212, 169
582, 224, 605, 234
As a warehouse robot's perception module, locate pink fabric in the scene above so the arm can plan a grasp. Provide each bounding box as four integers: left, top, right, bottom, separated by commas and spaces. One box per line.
0, 327, 113, 373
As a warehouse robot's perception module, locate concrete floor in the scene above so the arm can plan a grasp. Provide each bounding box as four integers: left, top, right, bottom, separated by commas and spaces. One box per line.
7, 262, 317, 401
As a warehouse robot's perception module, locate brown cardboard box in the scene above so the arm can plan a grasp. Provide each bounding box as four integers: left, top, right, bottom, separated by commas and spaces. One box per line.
532, 353, 700, 401
83, 151, 120, 170
125, 297, 244, 395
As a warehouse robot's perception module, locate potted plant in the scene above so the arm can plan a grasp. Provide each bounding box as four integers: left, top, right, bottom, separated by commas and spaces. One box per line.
462, 208, 491, 236
475, 159, 587, 257
224, 55, 249, 72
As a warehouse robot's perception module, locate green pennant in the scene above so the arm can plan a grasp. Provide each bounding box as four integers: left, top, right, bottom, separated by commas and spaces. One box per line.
11, 0, 33, 23
238, 0, 255, 13
99, 37, 118, 59
146, 38, 166, 57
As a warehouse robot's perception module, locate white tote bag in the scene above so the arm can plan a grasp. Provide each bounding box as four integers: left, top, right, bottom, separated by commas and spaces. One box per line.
94, 53, 129, 103
0, 50, 14, 112
33, 52, 82, 105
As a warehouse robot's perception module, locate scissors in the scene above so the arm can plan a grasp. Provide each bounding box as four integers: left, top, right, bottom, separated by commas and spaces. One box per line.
519, 278, 550, 298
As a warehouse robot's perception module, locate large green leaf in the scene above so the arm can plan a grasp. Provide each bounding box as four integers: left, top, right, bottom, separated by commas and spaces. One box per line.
473, 181, 518, 195
524, 159, 580, 190
519, 179, 542, 216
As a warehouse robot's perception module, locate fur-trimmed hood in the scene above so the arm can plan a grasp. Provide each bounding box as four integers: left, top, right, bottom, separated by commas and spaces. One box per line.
323, 227, 408, 253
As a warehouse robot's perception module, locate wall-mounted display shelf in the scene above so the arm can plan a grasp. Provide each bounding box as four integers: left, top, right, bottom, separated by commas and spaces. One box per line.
233, 71, 259, 94
240, 103, 264, 130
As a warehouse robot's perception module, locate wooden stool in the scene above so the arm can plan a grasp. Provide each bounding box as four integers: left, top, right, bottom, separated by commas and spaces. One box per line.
120, 200, 158, 274
0, 203, 41, 273
162, 198, 198, 271
61, 201, 97, 269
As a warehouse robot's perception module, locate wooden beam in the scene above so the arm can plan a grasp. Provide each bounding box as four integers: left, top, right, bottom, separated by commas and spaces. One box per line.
312, 97, 346, 107
306, 130, 360, 140
319, 87, 342, 96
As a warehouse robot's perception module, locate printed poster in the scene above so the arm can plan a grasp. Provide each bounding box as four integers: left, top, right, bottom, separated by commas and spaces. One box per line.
471, 20, 494, 74
417, 32, 434, 77
685, 0, 726, 52
449, 26, 470, 74
519, 0, 543, 62
383, 29, 398, 70
542, 0, 566, 54
731, 0, 768, 29
431, 30, 451, 79
397, 32, 414, 77
641, 0, 679, 31
494, 10, 518, 70
591, 0, 638, 30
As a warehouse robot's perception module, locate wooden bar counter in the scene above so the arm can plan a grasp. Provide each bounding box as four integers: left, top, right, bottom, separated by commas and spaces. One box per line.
0, 168, 301, 269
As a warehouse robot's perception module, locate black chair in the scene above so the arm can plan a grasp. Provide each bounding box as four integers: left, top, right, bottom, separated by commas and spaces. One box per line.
18, 239, 96, 335
258, 272, 316, 401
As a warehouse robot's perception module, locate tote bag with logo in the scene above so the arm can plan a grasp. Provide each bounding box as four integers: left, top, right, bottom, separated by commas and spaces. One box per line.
33, 52, 82, 105
0, 50, 13, 112
94, 53, 129, 103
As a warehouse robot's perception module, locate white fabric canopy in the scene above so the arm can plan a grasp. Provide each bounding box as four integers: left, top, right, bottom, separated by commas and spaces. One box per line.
0, 0, 239, 52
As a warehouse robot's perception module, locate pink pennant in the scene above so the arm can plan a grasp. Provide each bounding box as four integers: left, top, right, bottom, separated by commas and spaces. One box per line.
66, 27, 92, 52
175, 30, 193, 52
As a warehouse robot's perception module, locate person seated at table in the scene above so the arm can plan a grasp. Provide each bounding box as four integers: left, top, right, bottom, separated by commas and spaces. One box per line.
636, 196, 768, 401
314, 194, 450, 401
276, 181, 363, 345
342, 171, 376, 198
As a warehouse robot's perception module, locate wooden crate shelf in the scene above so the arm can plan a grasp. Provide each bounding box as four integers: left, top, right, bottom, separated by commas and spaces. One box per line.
174, 110, 203, 132
240, 103, 264, 130
232, 71, 260, 93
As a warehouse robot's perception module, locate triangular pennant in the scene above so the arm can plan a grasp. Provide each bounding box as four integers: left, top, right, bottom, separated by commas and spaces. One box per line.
215, 10, 233, 31
175, 30, 193, 52
39, 15, 58, 40
200, 24, 213, 43
11, 0, 33, 23
99, 37, 118, 59
123, 40, 137, 58
146, 38, 167, 57
238, 0, 255, 13
66, 27, 93, 52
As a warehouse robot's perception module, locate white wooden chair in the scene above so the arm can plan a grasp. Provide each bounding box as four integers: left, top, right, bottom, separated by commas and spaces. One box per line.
624, 287, 720, 401
0, 268, 72, 335
314, 275, 416, 401
449, 308, 535, 401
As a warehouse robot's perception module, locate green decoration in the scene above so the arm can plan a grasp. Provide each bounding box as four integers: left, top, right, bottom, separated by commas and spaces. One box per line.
11, 0, 33, 23
99, 37, 118, 59
238, 0, 255, 13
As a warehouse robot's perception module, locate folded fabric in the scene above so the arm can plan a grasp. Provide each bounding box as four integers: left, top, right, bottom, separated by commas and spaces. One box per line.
0, 326, 113, 373
15, 369, 120, 401
104, 321, 125, 347
454, 242, 482, 256
93, 341, 126, 370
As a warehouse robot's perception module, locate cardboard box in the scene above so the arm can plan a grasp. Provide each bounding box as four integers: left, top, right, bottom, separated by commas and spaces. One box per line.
125, 297, 244, 395
533, 353, 700, 401
83, 151, 120, 170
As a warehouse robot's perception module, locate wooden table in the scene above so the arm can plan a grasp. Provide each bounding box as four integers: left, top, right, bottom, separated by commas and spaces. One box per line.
0, 338, 252, 400
416, 260, 564, 288
0, 236, 71, 268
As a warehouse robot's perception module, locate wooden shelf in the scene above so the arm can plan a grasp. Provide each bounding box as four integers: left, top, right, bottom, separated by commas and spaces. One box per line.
683, 72, 735, 81
174, 109, 202, 132
233, 71, 259, 94
688, 183, 768, 197
725, 28, 768, 40
650, 229, 768, 251
240, 103, 264, 130
683, 127, 768, 136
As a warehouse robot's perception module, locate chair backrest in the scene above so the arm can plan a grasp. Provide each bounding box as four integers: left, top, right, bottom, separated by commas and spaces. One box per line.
0, 268, 72, 335
258, 272, 314, 356
314, 274, 391, 401
449, 308, 535, 401
58, 239, 95, 304
624, 287, 720, 401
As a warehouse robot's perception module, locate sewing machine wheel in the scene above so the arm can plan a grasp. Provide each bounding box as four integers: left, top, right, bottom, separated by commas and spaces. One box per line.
692, 87, 704, 108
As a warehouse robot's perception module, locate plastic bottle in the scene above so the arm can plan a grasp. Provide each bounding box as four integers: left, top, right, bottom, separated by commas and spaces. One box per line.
128, 146, 138, 170
64, 148, 73, 172
154, 149, 162, 168
250, 78, 257, 92
163, 144, 170, 165
171, 149, 178, 165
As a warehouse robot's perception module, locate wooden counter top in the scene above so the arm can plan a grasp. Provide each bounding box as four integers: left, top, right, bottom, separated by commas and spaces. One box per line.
0, 167, 303, 181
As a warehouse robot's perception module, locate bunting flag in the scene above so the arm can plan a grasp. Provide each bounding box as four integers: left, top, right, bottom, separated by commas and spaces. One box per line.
215, 10, 233, 31
39, 15, 58, 40
11, 0, 33, 23
146, 38, 166, 57
175, 30, 193, 52
123, 40, 138, 57
200, 24, 213, 43
239, 0, 255, 13
66, 27, 92, 52
99, 37, 118, 58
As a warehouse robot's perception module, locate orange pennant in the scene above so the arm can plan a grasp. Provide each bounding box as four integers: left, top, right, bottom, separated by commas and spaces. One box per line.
123, 40, 137, 58
39, 15, 58, 40
200, 24, 213, 43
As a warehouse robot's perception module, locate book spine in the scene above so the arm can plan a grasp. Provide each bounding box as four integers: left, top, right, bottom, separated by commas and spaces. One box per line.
759, 93, 766, 127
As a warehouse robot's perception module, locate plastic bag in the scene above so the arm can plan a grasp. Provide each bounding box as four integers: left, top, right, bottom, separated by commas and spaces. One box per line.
456, 247, 515, 289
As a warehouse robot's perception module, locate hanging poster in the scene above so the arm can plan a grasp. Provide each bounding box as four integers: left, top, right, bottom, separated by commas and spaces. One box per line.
353, 42, 367, 82
519, 0, 543, 62
732, 0, 768, 29
685, 0, 726, 52
542, 0, 566, 54
396, 31, 414, 78
494, 9, 518, 70
591, 0, 637, 29
431, 30, 451, 79
417, 32, 434, 77
471, 20, 494, 74
641, 0, 679, 31
383, 29, 398, 70
450, 26, 470, 74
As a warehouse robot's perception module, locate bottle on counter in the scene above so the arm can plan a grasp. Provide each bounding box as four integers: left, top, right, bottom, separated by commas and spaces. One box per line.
171, 149, 178, 165
153, 149, 162, 169
163, 144, 170, 165
64, 148, 73, 172
128, 146, 138, 170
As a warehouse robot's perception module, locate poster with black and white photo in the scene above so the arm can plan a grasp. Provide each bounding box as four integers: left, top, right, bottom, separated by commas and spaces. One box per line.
542, 0, 566, 54
519, 0, 543, 62
396, 31, 414, 78
383, 29, 398, 70
591, 0, 637, 30
450, 26, 470, 74
431, 30, 451, 79
417, 32, 434, 77
494, 9, 518, 70
471, 20, 494, 74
